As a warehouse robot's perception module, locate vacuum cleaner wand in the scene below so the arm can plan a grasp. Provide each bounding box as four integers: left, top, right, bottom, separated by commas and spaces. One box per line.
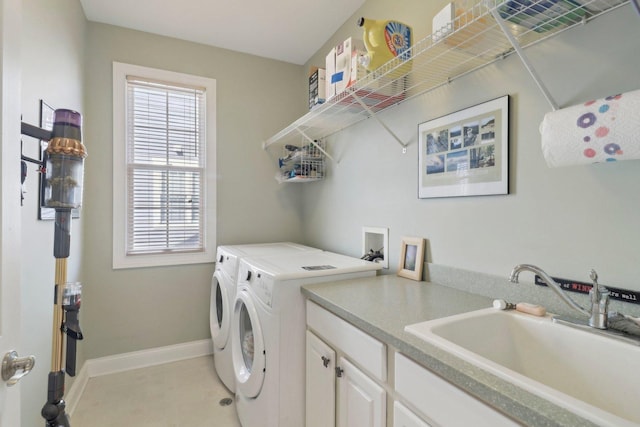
22, 109, 87, 427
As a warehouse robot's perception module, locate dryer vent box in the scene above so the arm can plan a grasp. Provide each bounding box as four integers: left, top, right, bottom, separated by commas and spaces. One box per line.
362, 226, 389, 269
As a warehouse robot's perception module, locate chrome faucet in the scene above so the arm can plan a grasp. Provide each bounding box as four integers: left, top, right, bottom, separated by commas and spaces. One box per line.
587, 269, 611, 329
509, 264, 610, 330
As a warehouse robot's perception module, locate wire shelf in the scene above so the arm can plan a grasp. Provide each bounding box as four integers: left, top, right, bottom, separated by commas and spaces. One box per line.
263, 0, 629, 149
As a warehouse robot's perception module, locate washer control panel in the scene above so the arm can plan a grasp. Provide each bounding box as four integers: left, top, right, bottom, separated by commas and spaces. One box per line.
216, 249, 238, 281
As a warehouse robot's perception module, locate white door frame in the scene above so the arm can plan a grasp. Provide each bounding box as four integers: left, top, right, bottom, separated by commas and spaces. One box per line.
0, 0, 23, 423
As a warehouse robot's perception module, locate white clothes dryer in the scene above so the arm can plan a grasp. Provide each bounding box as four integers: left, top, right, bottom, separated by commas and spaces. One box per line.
231, 251, 381, 427
210, 243, 320, 392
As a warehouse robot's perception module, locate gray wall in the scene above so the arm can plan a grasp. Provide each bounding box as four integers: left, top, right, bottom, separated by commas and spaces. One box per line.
20, 0, 86, 425
81, 23, 306, 359
302, 0, 640, 291
14, 2, 640, 423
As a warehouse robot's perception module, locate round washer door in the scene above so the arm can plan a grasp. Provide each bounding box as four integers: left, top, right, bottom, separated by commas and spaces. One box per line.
232, 287, 266, 398
209, 270, 231, 350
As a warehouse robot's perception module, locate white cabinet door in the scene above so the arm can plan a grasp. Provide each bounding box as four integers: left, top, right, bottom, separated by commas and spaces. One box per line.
337, 357, 386, 427
306, 331, 336, 427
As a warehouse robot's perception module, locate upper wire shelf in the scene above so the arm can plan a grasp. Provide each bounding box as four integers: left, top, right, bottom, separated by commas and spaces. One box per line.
263, 0, 629, 149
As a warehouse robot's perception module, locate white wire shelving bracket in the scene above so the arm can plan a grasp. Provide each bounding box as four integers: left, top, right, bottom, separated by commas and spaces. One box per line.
294, 128, 336, 163
350, 91, 409, 153
488, 5, 562, 111
262, 0, 630, 155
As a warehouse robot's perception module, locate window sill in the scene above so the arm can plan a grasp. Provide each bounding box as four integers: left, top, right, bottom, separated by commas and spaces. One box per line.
112, 250, 215, 269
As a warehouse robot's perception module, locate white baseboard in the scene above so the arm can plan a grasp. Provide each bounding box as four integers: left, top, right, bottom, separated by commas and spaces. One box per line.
66, 339, 213, 416
65, 363, 89, 416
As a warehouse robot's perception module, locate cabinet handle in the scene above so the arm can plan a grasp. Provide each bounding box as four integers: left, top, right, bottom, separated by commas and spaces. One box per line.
246, 271, 252, 281
321, 356, 330, 368
335, 366, 343, 378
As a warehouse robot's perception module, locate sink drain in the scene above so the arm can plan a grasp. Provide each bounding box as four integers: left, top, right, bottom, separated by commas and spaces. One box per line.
219, 397, 233, 406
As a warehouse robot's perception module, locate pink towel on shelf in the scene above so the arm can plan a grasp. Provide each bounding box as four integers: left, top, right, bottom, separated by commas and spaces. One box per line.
540, 89, 640, 167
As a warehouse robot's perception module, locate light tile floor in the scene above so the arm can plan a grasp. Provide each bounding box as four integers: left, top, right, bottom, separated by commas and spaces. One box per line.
71, 355, 241, 426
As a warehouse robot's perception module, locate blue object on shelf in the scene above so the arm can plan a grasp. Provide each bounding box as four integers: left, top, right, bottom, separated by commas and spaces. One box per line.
498, 0, 586, 33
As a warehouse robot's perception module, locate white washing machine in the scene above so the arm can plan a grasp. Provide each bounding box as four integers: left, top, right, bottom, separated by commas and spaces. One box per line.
210, 243, 320, 392
231, 251, 382, 427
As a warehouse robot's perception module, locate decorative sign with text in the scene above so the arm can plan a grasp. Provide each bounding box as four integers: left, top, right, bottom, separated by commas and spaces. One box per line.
535, 275, 640, 305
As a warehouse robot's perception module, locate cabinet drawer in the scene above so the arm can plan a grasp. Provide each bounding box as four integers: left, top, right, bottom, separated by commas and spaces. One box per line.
393, 401, 432, 427
395, 353, 519, 427
307, 301, 386, 382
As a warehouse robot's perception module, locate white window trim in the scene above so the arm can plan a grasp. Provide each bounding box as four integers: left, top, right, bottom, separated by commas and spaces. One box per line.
112, 62, 216, 269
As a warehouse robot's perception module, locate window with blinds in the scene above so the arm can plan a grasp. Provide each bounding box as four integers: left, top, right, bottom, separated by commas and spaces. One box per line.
113, 62, 215, 269
125, 77, 206, 255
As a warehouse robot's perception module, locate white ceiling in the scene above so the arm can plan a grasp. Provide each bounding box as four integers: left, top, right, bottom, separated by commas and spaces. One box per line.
79, 0, 366, 65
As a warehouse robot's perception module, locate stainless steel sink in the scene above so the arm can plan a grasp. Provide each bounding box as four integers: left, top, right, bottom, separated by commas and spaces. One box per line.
405, 308, 640, 427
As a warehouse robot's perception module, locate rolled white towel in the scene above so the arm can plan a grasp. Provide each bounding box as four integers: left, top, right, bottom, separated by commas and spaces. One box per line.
540, 89, 640, 167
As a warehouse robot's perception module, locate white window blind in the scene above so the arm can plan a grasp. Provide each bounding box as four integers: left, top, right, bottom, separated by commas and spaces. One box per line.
125, 76, 206, 255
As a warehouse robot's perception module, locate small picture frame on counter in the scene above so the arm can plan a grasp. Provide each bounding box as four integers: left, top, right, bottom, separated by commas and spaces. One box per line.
397, 236, 425, 281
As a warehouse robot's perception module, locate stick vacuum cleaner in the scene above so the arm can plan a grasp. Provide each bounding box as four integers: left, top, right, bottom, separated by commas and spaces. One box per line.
30, 109, 87, 427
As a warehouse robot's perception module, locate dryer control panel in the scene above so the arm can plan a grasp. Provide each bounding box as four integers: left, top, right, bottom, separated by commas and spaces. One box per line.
239, 264, 274, 308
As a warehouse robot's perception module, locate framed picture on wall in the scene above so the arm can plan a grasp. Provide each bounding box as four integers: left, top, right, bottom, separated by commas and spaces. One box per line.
418, 95, 509, 199
397, 236, 425, 281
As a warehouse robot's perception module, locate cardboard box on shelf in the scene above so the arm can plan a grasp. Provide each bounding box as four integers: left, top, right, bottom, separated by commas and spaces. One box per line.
326, 37, 406, 112
309, 67, 326, 110
432, 2, 456, 42
325, 47, 336, 101
347, 49, 368, 89
334, 37, 365, 95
